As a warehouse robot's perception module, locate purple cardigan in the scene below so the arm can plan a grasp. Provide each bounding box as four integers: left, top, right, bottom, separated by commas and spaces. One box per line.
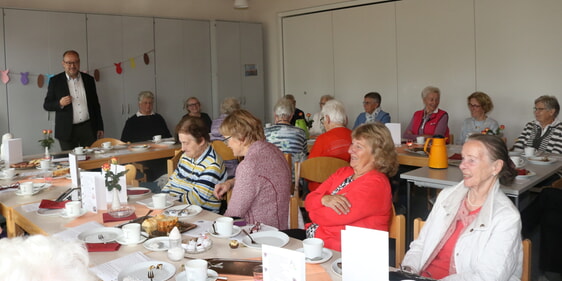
224, 140, 291, 229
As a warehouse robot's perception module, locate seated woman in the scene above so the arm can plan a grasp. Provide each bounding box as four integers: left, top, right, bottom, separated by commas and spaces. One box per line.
305, 123, 398, 251
309, 95, 334, 137
265, 97, 307, 162
182, 96, 212, 131
513, 95, 562, 154
403, 86, 450, 142
460, 91, 499, 144
213, 109, 291, 229
401, 134, 521, 280
210, 97, 241, 179
162, 116, 226, 213
307, 99, 352, 192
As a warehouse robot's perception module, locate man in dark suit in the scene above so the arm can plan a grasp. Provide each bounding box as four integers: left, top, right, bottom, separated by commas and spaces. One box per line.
43, 50, 104, 150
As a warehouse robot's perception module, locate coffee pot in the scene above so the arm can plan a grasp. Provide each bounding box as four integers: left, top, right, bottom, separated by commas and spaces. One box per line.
424, 137, 448, 169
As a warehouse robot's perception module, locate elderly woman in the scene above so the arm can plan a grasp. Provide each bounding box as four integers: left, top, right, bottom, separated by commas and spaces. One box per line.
307, 99, 352, 192
403, 86, 450, 142
305, 123, 398, 251
121, 91, 172, 143
265, 97, 307, 161
162, 116, 226, 213
459, 91, 499, 144
353, 91, 390, 128
402, 134, 521, 280
513, 95, 562, 154
309, 95, 334, 137
182, 97, 212, 131
213, 109, 291, 229
210, 97, 240, 141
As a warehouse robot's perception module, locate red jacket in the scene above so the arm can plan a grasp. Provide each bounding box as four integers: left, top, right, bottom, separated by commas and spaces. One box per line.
411, 109, 450, 142
305, 166, 392, 251
308, 127, 352, 192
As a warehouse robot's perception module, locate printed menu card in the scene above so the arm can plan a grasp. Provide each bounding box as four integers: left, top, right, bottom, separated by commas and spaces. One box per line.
341, 225, 388, 281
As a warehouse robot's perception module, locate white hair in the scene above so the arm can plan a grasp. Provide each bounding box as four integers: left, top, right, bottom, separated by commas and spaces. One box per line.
321, 99, 347, 124
274, 98, 294, 119
0, 235, 95, 281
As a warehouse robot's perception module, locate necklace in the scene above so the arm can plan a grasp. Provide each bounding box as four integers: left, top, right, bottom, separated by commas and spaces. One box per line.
466, 191, 483, 207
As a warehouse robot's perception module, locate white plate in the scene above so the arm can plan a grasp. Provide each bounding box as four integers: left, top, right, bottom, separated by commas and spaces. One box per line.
331, 258, 342, 276
241, 230, 290, 249
164, 204, 202, 217
60, 208, 88, 218
37, 208, 63, 216
77, 227, 123, 243
527, 157, 558, 165
509, 151, 522, 156
516, 170, 536, 179
208, 225, 241, 238
143, 237, 170, 251
113, 144, 128, 150
127, 187, 152, 198
295, 248, 333, 264
117, 261, 176, 281
159, 141, 176, 146
130, 144, 150, 151
116, 233, 149, 245
175, 269, 218, 281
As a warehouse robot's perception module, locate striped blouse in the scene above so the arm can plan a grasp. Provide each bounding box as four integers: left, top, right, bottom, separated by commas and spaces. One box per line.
513, 120, 562, 154
162, 145, 226, 213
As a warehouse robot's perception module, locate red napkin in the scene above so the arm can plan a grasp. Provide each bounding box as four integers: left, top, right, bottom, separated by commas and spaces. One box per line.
86, 242, 121, 252
127, 189, 149, 195
449, 153, 462, 160
39, 199, 70, 209
102, 212, 137, 223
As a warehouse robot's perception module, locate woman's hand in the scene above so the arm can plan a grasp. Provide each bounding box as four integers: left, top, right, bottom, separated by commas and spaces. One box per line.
321, 194, 351, 215
213, 179, 235, 200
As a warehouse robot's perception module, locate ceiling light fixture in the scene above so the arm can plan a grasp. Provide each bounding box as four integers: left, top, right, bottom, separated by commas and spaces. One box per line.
234, 0, 248, 9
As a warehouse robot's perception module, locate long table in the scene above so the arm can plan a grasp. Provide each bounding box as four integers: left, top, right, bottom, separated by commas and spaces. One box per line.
0, 179, 342, 280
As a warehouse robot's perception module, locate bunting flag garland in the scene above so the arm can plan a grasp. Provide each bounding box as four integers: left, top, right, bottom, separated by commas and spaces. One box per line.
143, 53, 149, 65
94, 69, 100, 82
114, 63, 122, 74
1, 70, 10, 84
37, 74, 44, 88
20, 72, 29, 85
129, 58, 136, 69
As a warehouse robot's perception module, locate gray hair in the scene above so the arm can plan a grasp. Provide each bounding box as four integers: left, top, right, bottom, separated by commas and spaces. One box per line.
421, 86, 441, 99
220, 97, 241, 114
321, 99, 347, 124
320, 95, 334, 102
138, 91, 154, 102
274, 98, 295, 119
535, 95, 560, 118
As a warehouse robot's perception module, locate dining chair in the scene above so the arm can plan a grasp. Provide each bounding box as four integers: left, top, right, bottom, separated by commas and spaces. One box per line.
389, 204, 406, 268
211, 140, 237, 162
166, 149, 183, 176
124, 164, 139, 187
412, 217, 531, 281
91, 138, 148, 183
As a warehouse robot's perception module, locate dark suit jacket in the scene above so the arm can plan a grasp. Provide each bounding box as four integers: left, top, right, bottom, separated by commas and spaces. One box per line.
43, 72, 104, 141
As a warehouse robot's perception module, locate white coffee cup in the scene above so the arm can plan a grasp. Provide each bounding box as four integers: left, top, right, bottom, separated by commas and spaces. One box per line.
152, 193, 167, 209
102, 141, 112, 149
510, 156, 525, 168
19, 181, 34, 195
2, 168, 15, 179
73, 146, 84, 154
40, 159, 51, 170
524, 147, 536, 157
153, 135, 162, 143
214, 217, 234, 236
303, 237, 324, 259
122, 223, 141, 243
185, 259, 208, 281
416, 136, 425, 144
65, 201, 81, 217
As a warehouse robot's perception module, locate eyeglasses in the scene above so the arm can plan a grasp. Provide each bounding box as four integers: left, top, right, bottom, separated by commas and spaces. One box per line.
63, 61, 79, 66
468, 103, 481, 108
534, 107, 549, 112
187, 103, 200, 107
223, 136, 232, 144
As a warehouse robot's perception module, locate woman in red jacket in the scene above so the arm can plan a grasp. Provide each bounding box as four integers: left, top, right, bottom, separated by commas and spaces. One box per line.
305, 122, 398, 251
403, 86, 450, 142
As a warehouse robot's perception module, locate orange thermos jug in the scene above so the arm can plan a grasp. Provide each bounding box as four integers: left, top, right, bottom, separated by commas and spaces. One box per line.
424, 137, 448, 169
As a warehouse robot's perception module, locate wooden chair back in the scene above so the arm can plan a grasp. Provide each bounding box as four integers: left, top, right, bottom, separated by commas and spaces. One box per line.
211, 140, 237, 161
167, 149, 183, 176
124, 164, 139, 187
389, 205, 406, 267
91, 138, 125, 147
412, 217, 531, 281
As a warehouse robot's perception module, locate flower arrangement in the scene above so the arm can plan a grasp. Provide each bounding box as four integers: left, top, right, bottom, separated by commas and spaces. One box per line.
101, 157, 128, 191
304, 113, 314, 129
38, 129, 54, 149
482, 125, 505, 136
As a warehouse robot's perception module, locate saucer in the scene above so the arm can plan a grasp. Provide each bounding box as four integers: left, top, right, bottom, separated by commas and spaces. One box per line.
175, 269, 218, 281
116, 233, 148, 245
208, 225, 242, 238
0, 175, 16, 180
296, 248, 333, 264
15, 189, 40, 196
145, 201, 174, 210
60, 208, 88, 218
143, 237, 170, 251
331, 258, 342, 276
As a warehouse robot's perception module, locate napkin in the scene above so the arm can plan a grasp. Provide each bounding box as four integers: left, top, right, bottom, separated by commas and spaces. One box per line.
102, 212, 137, 223
127, 189, 149, 195
449, 153, 462, 160
39, 199, 70, 209
86, 242, 121, 252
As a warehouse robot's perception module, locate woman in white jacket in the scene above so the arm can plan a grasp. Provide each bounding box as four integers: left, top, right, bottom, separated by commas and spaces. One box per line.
401, 134, 522, 280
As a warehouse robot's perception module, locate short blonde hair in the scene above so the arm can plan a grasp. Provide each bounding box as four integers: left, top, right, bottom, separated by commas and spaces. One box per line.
219, 109, 265, 144
352, 123, 399, 177
220, 97, 241, 114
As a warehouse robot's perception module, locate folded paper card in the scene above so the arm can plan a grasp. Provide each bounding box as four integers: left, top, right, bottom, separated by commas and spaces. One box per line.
341, 225, 388, 281
5, 138, 22, 164
262, 244, 305, 281
385, 123, 401, 146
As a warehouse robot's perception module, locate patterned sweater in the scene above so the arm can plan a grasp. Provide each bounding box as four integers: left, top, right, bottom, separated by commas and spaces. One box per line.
513, 120, 562, 154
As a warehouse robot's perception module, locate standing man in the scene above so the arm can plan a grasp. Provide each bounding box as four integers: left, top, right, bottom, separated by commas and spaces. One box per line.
353, 92, 390, 128
43, 50, 104, 150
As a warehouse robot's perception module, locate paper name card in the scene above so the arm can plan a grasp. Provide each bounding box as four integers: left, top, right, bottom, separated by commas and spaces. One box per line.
262, 244, 306, 281
68, 153, 80, 188
385, 123, 401, 146
80, 171, 106, 213
341, 225, 388, 281
5, 138, 23, 164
